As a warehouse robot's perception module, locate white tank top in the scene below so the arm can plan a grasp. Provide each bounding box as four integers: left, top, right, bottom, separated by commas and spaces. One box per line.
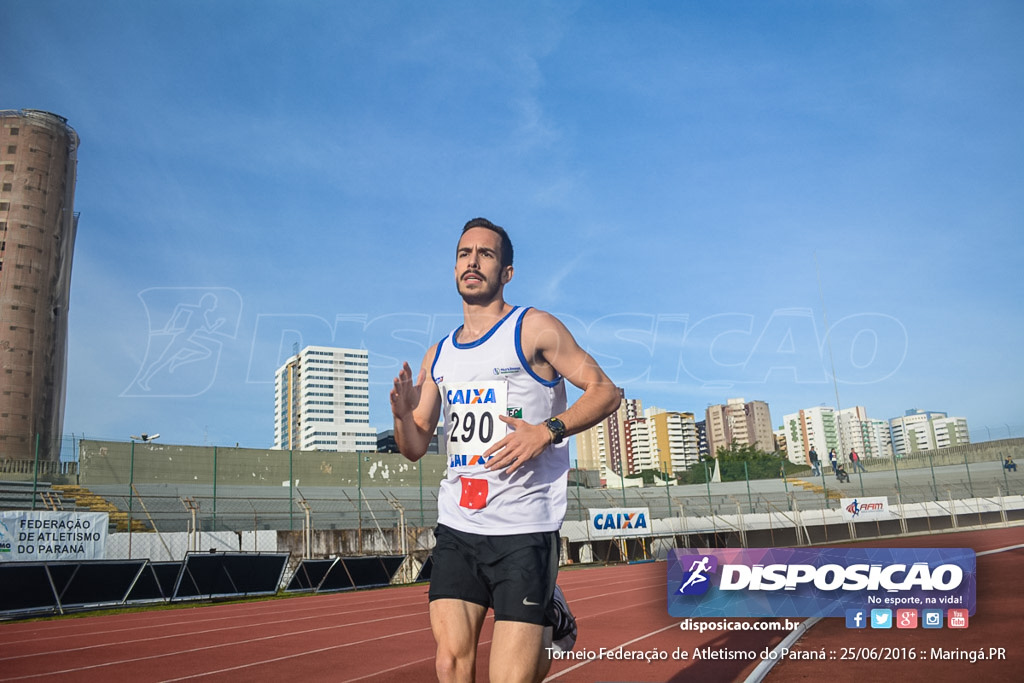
431, 305, 569, 534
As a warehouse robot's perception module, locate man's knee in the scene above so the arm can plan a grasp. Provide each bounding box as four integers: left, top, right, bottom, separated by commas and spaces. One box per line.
434, 653, 460, 681
434, 645, 474, 682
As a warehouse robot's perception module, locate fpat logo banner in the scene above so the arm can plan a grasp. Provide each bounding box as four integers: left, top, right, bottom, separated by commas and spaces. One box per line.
667, 548, 975, 618
841, 497, 890, 522
589, 508, 650, 538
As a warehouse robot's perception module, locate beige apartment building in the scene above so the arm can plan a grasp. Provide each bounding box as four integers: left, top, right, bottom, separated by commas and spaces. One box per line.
705, 397, 774, 457
577, 391, 700, 478
0, 110, 80, 461
576, 388, 640, 478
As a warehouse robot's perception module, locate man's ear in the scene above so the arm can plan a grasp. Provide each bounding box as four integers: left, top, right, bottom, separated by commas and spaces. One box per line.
502, 265, 514, 283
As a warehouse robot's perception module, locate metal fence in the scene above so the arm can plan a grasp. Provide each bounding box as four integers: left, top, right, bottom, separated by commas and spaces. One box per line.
2, 435, 1023, 562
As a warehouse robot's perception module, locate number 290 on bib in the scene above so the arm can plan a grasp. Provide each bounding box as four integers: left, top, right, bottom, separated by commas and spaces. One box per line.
442, 381, 508, 464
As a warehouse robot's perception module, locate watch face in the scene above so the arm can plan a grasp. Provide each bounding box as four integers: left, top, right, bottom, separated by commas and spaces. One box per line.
546, 418, 566, 443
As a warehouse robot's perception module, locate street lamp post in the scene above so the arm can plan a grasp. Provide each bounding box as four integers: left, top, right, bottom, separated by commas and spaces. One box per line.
127, 433, 159, 558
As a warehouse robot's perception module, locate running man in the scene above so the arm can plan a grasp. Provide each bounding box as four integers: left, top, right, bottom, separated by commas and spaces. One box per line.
678, 556, 713, 593
391, 218, 621, 683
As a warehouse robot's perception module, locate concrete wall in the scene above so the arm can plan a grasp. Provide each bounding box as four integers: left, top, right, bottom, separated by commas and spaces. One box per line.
879, 437, 1024, 470
77, 440, 448, 488
74, 438, 1024, 488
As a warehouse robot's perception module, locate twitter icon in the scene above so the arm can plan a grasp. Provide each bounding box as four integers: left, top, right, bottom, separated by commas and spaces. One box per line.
870, 609, 892, 629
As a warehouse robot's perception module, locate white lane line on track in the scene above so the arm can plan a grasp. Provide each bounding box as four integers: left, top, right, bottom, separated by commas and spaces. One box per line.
341, 654, 438, 683
1, 624, 434, 681
159, 626, 437, 682
328, 594, 670, 683
0, 590, 428, 645
0, 607, 428, 668
743, 541, 1024, 683
977, 543, 1024, 556
170, 585, 668, 682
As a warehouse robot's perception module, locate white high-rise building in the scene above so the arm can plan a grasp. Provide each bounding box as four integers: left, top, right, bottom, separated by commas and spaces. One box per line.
782, 406, 838, 466
784, 405, 894, 465
273, 345, 377, 452
889, 409, 970, 455
837, 406, 895, 460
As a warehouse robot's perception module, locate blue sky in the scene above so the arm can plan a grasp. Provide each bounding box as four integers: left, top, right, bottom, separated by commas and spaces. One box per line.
4, 0, 1022, 450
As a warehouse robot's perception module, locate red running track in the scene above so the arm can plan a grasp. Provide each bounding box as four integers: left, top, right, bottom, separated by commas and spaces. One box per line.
764, 526, 1024, 683
0, 525, 1020, 682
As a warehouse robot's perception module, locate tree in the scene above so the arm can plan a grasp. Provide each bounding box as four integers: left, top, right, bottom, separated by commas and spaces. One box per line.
707, 440, 803, 481
625, 469, 671, 485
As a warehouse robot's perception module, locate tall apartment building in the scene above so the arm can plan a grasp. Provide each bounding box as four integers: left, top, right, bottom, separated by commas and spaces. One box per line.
696, 420, 709, 459
889, 409, 969, 455
574, 413, 607, 473
646, 408, 699, 475
836, 406, 894, 460
784, 405, 895, 465
782, 406, 838, 466
273, 345, 377, 452
773, 427, 788, 458
705, 398, 774, 457
0, 110, 80, 461
576, 388, 640, 479
624, 414, 651, 473
578, 396, 701, 478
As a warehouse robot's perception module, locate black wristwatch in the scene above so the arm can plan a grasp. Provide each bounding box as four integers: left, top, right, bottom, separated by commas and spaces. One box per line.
545, 417, 566, 444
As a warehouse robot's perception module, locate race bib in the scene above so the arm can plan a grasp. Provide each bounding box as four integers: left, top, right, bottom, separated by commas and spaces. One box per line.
442, 380, 507, 469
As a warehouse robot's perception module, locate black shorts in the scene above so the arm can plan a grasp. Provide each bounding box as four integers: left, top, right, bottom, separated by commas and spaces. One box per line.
428, 524, 559, 625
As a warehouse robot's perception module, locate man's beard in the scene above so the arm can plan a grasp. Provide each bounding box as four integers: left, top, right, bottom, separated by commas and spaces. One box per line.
457, 273, 501, 305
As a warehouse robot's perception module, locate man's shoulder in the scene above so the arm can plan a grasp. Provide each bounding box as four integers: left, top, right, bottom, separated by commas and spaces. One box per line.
420, 340, 442, 370
519, 308, 577, 349
520, 306, 565, 330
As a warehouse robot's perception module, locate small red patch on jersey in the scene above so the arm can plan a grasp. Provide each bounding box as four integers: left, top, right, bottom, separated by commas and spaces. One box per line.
459, 477, 488, 509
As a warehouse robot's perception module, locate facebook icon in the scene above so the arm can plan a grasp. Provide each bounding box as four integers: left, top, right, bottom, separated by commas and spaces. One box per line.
846, 609, 867, 629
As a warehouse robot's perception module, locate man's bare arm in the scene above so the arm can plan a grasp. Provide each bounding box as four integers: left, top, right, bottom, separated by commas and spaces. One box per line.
484, 310, 619, 473
390, 350, 441, 462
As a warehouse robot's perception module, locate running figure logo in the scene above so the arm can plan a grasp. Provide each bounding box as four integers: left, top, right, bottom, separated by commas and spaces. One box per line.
676, 555, 718, 595
846, 499, 861, 517
123, 288, 242, 397
0, 518, 11, 553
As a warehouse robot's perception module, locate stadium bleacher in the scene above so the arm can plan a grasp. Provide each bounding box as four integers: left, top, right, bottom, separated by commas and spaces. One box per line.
0, 480, 73, 512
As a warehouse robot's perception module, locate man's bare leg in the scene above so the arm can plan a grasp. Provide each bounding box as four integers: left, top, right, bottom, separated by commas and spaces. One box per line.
430, 599, 488, 683
489, 620, 547, 683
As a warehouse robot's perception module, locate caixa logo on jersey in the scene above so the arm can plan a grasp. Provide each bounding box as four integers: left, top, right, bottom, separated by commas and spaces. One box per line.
446, 387, 497, 404
667, 548, 976, 618
448, 453, 494, 467
589, 508, 650, 538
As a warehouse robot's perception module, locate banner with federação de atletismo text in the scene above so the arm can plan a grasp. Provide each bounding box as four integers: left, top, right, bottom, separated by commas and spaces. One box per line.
0, 510, 108, 562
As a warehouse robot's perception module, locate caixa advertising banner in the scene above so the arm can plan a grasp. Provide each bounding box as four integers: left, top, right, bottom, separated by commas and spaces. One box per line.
667, 548, 975, 618
589, 508, 651, 538
0, 511, 109, 562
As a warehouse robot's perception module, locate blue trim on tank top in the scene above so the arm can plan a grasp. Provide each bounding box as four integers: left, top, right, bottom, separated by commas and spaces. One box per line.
429, 334, 449, 381
450, 305, 520, 349
515, 307, 562, 388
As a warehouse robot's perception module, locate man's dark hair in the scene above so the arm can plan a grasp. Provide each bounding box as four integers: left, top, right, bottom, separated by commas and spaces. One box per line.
462, 217, 514, 268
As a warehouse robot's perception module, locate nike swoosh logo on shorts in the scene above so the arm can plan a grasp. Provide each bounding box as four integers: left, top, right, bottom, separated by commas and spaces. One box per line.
522, 597, 539, 606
